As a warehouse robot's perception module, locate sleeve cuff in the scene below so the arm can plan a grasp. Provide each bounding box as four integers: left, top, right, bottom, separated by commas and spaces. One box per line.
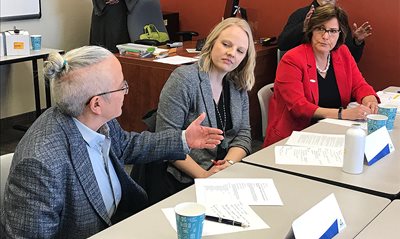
181, 130, 190, 153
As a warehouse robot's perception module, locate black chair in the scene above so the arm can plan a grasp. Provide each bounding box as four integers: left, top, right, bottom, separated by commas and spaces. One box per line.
130, 109, 172, 205
127, 0, 198, 46
176, 31, 199, 42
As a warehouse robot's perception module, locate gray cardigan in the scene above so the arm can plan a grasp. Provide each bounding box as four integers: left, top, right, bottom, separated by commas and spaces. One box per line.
156, 63, 252, 183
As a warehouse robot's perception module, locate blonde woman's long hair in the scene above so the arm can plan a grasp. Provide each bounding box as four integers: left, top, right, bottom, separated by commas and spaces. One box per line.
199, 17, 256, 91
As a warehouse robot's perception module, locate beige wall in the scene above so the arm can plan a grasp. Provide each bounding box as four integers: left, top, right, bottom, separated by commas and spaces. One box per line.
0, 1, 93, 118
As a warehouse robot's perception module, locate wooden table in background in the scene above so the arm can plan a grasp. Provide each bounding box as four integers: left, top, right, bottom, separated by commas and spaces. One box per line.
116, 41, 277, 140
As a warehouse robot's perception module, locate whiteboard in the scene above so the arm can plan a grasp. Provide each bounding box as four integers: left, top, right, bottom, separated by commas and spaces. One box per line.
0, 0, 41, 21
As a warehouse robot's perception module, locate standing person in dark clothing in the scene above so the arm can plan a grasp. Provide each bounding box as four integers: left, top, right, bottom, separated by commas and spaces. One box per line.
90, 0, 138, 53
278, 0, 372, 62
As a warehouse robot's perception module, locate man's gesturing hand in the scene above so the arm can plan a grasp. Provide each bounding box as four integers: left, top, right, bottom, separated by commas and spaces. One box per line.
185, 113, 224, 149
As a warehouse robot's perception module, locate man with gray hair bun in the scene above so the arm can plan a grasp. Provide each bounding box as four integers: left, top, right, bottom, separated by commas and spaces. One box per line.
0, 45, 223, 238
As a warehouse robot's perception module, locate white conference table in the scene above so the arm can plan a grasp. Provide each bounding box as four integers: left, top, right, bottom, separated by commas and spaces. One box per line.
243, 86, 400, 199
90, 163, 390, 239
243, 117, 400, 199
355, 200, 400, 238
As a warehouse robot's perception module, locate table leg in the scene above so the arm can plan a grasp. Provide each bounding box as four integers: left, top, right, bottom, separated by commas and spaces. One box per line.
45, 77, 51, 109
32, 59, 41, 118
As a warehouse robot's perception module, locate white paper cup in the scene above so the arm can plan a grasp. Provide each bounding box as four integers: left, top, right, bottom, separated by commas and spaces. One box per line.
175, 202, 205, 239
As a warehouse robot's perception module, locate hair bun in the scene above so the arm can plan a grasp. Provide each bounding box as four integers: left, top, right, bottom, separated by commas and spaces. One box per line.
43, 52, 67, 80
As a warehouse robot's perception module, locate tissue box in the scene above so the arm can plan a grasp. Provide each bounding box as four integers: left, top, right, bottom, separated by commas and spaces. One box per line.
4, 30, 30, 56
0, 34, 4, 57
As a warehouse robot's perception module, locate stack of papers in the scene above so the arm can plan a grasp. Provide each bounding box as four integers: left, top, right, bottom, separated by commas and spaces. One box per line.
153, 55, 198, 65
319, 118, 367, 129
377, 91, 400, 114
186, 48, 201, 54
116, 43, 167, 55
162, 178, 282, 236
275, 131, 345, 167
195, 178, 283, 206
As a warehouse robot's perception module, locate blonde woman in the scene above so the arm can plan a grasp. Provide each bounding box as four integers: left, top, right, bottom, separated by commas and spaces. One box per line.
153, 17, 256, 200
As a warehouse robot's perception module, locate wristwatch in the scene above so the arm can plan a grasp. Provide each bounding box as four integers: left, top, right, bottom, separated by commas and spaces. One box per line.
338, 107, 343, 120
227, 160, 235, 165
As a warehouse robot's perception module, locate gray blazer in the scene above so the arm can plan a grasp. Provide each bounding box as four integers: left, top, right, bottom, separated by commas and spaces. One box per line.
0, 107, 186, 238
156, 63, 252, 184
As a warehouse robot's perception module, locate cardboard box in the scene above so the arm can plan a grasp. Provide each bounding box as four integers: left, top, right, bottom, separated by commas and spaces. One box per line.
4, 30, 30, 56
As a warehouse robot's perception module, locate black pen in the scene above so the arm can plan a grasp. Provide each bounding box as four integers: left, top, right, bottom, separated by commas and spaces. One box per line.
205, 215, 249, 228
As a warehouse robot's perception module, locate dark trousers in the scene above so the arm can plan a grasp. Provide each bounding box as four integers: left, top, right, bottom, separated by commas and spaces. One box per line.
90, 1, 130, 53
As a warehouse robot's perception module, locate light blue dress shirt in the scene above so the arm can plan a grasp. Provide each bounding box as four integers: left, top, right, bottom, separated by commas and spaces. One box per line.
73, 118, 122, 218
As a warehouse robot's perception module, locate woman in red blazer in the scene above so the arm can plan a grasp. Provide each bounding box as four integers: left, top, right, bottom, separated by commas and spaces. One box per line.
264, 4, 378, 147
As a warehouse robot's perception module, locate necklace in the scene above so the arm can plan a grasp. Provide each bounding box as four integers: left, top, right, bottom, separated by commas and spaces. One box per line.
214, 88, 228, 149
316, 53, 330, 74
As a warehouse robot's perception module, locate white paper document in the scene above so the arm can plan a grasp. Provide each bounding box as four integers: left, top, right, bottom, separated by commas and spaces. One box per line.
286, 131, 345, 149
275, 131, 344, 167
275, 146, 343, 167
292, 193, 346, 239
186, 48, 201, 54
377, 91, 400, 114
365, 126, 395, 165
153, 55, 198, 65
319, 118, 367, 129
195, 178, 283, 206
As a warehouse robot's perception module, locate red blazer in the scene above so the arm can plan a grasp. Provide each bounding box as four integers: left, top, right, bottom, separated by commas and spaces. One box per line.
263, 44, 377, 147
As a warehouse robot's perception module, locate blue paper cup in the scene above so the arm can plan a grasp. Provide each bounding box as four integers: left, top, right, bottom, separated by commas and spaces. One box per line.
378, 104, 397, 131
31, 35, 42, 51
175, 202, 205, 239
367, 114, 388, 134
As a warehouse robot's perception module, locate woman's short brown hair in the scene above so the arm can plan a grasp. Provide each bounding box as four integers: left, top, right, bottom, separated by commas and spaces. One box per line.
304, 4, 349, 50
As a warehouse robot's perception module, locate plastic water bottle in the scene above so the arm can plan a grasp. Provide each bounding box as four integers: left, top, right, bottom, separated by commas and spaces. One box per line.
342, 124, 366, 174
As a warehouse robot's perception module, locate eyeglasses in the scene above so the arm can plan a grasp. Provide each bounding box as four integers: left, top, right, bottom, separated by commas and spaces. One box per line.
314, 26, 341, 36
96, 80, 129, 97
86, 80, 129, 105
